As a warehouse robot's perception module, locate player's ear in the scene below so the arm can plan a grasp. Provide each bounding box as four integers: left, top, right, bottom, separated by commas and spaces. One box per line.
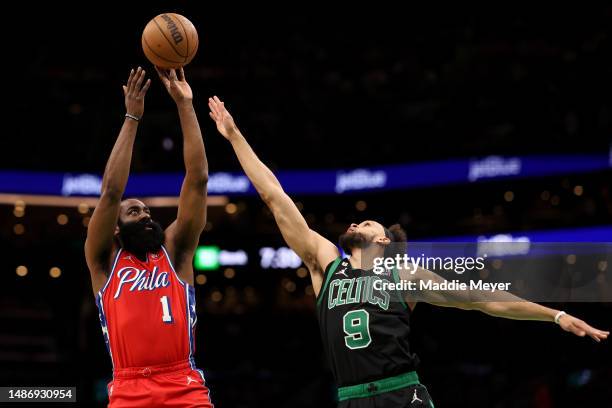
374, 236, 391, 245
114, 225, 120, 236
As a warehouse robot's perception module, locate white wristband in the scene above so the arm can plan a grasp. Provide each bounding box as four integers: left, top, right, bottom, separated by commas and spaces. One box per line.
554, 311, 567, 324
125, 113, 141, 122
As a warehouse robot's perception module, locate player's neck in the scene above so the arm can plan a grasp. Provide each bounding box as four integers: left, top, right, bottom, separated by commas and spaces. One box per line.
123, 247, 149, 262
134, 252, 148, 262
348, 246, 385, 270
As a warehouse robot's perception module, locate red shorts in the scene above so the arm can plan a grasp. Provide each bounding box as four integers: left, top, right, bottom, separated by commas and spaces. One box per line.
106, 360, 213, 408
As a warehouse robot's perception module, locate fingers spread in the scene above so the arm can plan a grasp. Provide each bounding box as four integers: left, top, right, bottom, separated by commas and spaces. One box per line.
126, 68, 135, 90
178, 67, 185, 81
169, 69, 178, 81
139, 79, 152, 96
134, 68, 145, 90
133, 67, 143, 91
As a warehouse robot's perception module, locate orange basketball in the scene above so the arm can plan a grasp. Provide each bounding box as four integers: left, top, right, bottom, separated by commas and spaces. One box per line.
141, 13, 199, 69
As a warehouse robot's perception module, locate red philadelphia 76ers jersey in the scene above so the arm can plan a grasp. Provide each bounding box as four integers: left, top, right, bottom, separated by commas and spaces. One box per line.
95, 246, 199, 371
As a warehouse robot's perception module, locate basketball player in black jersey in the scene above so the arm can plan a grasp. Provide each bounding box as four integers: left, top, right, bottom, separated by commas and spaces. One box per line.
207, 96, 609, 407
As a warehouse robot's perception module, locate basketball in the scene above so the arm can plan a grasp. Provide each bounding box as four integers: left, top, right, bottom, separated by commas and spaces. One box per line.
142, 13, 199, 69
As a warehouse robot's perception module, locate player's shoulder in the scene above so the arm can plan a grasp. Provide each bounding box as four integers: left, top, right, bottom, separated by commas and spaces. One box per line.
323, 256, 347, 275
88, 247, 122, 295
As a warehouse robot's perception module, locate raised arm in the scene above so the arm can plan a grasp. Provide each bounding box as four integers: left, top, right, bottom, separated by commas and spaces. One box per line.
156, 67, 208, 284
85, 67, 151, 293
401, 266, 609, 342
208, 96, 338, 294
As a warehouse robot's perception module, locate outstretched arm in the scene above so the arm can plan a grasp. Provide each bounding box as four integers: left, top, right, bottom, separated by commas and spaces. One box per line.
156, 67, 208, 284
208, 96, 338, 294
402, 266, 609, 342
85, 67, 151, 294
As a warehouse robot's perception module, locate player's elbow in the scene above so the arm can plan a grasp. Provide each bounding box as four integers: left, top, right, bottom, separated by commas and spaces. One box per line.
479, 301, 510, 316
197, 170, 209, 185
185, 171, 209, 191
259, 185, 283, 207
189, 169, 209, 184
100, 187, 123, 203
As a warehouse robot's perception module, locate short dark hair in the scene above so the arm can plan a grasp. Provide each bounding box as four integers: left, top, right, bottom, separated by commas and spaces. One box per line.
383, 223, 407, 259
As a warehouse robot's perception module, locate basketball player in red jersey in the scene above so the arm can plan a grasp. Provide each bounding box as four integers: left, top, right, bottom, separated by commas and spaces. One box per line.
85, 66, 212, 408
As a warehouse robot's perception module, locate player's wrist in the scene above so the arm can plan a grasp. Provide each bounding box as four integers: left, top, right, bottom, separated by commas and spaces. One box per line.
125, 112, 142, 122
554, 310, 567, 324
176, 99, 194, 111
227, 127, 242, 142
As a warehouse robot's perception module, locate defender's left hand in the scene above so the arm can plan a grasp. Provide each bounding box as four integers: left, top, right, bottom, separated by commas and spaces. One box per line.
558, 314, 609, 342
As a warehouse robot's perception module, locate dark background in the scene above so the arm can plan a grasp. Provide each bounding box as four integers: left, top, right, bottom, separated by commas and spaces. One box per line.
1, 3, 611, 407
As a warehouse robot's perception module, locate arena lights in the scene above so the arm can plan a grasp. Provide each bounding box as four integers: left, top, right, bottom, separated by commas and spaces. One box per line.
194, 246, 249, 271
195, 246, 220, 270
1, 153, 610, 197
574, 185, 584, 196
296, 267, 308, 278
194, 246, 303, 270
0, 194, 228, 208
77, 202, 89, 214
283, 280, 296, 293
49, 267, 62, 278
16, 266, 28, 277
211, 291, 223, 302
225, 203, 237, 214
260, 247, 302, 269
551, 195, 560, 206
195, 274, 207, 285
434, 225, 612, 243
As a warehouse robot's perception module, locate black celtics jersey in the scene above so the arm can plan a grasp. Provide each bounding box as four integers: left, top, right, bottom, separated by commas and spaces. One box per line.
316, 257, 419, 387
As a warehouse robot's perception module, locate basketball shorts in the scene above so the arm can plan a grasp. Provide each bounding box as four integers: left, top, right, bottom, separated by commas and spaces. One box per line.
106, 360, 213, 408
338, 383, 435, 408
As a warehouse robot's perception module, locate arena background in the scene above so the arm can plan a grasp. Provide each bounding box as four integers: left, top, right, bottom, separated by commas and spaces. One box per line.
1, 4, 611, 407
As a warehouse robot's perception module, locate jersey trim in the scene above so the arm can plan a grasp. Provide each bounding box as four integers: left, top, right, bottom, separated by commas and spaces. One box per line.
195, 368, 214, 407
392, 267, 409, 310
95, 292, 115, 371
100, 248, 123, 295
161, 245, 187, 287
186, 285, 198, 374
316, 257, 343, 308
186, 285, 193, 362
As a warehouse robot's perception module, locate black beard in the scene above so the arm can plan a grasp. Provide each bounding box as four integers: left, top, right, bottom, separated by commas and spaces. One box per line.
118, 218, 165, 256
338, 232, 368, 255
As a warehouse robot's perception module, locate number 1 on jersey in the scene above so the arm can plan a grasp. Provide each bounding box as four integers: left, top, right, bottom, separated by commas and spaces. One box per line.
160, 296, 173, 323
343, 309, 371, 349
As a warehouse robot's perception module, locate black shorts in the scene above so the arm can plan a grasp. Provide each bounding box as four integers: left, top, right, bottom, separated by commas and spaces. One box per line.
338, 383, 434, 408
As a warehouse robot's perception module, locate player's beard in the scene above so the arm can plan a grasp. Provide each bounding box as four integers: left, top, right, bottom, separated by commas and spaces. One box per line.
338, 232, 368, 255
118, 218, 165, 256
